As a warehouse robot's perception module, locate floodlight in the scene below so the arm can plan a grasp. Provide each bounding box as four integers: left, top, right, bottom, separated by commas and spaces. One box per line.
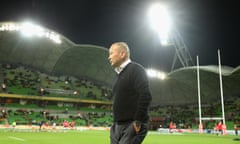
21, 22, 37, 37
0, 23, 20, 31
148, 3, 171, 45
0, 22, 62, 44
146, 68, 166, 80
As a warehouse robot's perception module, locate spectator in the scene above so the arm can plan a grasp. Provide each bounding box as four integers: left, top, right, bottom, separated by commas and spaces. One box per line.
169, 121, 174, 133
1, 83, 7, 92
217, 121, 223, 135
234, 124, 238, 136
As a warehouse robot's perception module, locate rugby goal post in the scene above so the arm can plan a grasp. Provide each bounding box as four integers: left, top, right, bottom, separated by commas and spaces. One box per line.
196, 50, 226, 134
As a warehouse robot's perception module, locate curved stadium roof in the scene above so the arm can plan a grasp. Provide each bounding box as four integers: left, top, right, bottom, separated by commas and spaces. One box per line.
1, 21, 240, 106
150, 65, 240, 106
0, 22, 115, 86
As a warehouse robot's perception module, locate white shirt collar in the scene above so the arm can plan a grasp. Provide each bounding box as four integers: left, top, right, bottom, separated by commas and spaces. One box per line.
115, 59, 131, 74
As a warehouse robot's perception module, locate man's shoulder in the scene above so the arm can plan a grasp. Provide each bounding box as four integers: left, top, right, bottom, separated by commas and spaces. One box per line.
129, 61, 144, 68
128, 62, 145, 71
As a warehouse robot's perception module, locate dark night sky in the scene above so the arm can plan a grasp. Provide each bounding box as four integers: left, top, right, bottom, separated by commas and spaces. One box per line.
0, 0, 239, 72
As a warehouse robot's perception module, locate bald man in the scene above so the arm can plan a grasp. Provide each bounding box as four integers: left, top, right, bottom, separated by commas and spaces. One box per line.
108, 42, 152, 144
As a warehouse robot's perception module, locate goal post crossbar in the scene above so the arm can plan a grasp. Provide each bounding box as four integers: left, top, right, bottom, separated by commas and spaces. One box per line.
201, 117, 223, 121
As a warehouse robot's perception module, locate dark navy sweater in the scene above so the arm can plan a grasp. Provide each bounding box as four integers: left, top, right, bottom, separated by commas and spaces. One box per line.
112, 62, 152, 123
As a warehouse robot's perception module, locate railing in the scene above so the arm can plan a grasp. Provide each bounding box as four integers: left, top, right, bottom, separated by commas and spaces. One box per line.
44, 88, 74, 95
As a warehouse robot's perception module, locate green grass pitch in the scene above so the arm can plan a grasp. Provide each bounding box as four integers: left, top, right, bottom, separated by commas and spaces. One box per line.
0, 130, 239, 144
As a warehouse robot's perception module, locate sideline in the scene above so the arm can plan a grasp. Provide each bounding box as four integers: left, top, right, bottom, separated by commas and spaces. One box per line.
0, 124, 110, 132
8, 136, 25, 141
148, 131, 184, 135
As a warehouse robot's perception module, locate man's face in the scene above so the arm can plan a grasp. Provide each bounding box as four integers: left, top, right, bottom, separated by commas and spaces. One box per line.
108, 45, 125, 68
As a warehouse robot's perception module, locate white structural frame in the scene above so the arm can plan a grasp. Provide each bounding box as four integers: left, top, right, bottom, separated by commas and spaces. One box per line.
197, 50, 226, 128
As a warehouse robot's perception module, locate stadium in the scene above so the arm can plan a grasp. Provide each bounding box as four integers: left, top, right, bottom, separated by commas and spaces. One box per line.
0, 21, 240, 144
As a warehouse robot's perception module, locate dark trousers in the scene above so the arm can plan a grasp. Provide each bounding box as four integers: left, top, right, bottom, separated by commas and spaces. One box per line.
110, 122, 148, 144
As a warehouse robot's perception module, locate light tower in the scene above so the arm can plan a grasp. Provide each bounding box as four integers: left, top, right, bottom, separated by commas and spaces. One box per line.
148, 3, 194, 71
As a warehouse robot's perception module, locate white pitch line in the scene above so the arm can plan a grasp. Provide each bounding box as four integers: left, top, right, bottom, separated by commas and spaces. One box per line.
8, 136, 25, 141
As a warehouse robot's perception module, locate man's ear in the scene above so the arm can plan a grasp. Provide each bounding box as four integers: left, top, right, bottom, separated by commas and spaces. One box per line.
120, 51, 126, 58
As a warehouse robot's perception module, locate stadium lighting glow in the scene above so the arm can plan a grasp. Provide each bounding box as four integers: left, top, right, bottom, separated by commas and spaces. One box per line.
146, 68, 166, 80
0, 22, 62, 44
21, 22, 44, 37
148, 3, 171, 45
0, 23, 20, 31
